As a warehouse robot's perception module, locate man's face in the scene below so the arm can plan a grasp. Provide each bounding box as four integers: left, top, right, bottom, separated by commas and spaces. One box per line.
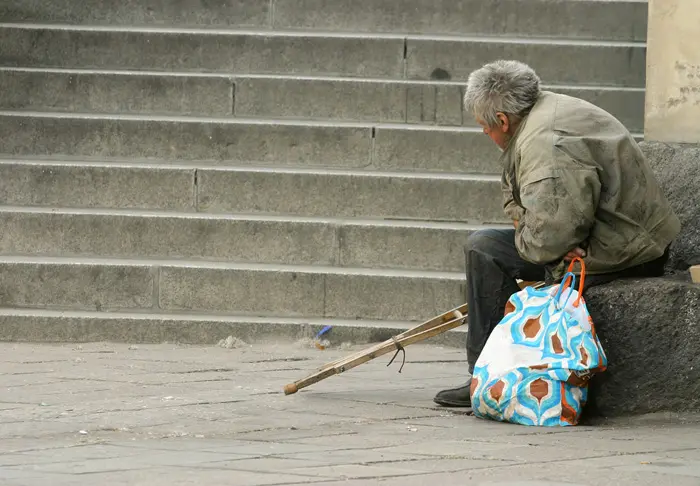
477, 113, 511, 151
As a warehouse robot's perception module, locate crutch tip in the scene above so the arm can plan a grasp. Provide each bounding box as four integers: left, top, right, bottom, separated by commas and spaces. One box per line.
283, 383, 298, 395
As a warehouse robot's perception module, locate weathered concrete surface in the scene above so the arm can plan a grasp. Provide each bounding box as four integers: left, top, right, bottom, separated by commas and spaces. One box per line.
0, 342, 699, 486
0, 70, 233, 116
0, 26, 405, 77
1, 0, 647, 41
272, 0, 648, 41
641, 142, 700, 270
0, 163, 195, 211
406, 38, 646, 86
0, 115, 373, 167
645, 0, 700, 143
0, 258, 464, 322
0, 0, 270, 27
158, 264, 464, 321
0, 260, 154, 311
0, 210, 481, 272
585, 278, 700, 417
0, 71, 645, 132
196, 169, 505, 223
0, 311, 467, 348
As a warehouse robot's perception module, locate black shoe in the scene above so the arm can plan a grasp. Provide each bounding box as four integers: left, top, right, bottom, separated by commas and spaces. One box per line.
433, 383, 472, 407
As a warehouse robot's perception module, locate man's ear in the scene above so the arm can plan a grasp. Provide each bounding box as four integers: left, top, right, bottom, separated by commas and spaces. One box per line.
496, 112, 510, 133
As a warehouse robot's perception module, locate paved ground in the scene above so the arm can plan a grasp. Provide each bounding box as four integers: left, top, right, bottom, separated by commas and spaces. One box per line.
1, 341, 700, 486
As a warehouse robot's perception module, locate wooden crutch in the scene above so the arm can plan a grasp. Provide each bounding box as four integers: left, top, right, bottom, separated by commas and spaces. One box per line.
283, 281, 544, 396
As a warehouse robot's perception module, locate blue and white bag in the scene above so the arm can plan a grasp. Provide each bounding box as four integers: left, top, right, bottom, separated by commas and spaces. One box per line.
470, 258, 607, 426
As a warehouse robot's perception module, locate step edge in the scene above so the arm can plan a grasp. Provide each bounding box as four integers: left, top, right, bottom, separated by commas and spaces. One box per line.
0, 255, 467, 280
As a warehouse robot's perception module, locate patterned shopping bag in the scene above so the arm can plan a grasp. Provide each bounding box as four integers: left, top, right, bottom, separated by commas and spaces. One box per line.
470, 258, 607, 426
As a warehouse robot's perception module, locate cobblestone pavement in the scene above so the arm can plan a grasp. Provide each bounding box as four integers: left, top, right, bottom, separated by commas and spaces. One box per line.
1, 341, 700, 486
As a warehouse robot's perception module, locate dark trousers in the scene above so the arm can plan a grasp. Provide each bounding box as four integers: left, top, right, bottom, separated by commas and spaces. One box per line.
465, 229, 668, 373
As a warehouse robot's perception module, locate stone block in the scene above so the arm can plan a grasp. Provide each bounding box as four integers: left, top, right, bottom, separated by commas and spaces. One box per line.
338, 222, 477, 272
406, 39, 646, 87
372, 127, 500, 174
158, 265, 464, 321
0, 211, 338, 266
233, 77, 642, 132
0, 26, 404, 77
0, 70, 233, 116
323, 272, 464, 321
585, 278, 700, 416
641, 142, 700, 271
158, 266, 327, 317
196, 168, 506, 223
0, 114, 372, 167
234, 77, 407, 123
405, 83, 463, 126
0, 163, 194, 210
0, 0, 270, 27
272, 0, 647, 41
0, 312, 434, 346
0, 260, 154, 311
0, 210, 479, 272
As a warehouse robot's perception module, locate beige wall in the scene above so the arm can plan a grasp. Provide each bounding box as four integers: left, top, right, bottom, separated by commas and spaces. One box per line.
645, 0, 700, 143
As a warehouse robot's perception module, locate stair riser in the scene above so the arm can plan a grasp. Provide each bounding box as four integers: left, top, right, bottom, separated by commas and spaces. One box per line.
0, 27, 645, 85
272, 0, 647, 42
1, 0, 270, 28
1, 0, 647, 41
0, 314, 466, 348
0, 212, 477, 272
407, 40, 646, 87
197, 170, 504, 223
0, 27, 405, 78
0, 262, 464, 321
0, 70, 233, 116
1, 115, 373, 169
0, 71, 645, 131
237, 78, 645, 131
0, 163, 505, 223
0, 164, 195, 211
0, 115, 503, 174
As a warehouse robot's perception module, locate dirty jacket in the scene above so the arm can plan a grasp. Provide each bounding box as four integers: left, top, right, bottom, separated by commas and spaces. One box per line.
501, 91, 680, 278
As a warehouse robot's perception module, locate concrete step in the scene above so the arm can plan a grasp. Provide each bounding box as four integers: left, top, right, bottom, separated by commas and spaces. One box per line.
0, 207, 488, 272
1, 0, 647, 42
0, 24, 646, 86
0, 113, 502, 174
271, 0, 648, 42
0, 256, 465, 322
0, 69, 646, 131
0, 161, 505, 224
0, 308, 467, 348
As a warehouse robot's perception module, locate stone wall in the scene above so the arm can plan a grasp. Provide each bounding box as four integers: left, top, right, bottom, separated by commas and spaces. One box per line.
585, 141, 700, 417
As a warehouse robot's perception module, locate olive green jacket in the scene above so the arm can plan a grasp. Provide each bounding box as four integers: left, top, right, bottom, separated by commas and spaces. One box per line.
501, 91, 680, 278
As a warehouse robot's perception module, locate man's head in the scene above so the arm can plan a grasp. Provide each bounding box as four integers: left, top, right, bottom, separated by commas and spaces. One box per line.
464, 60, 541, 150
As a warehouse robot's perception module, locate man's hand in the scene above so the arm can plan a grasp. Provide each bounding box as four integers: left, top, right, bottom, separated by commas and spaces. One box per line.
564, 247, 587, 262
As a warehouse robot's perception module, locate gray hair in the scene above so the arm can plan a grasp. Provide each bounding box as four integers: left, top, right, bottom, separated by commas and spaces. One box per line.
464, 60, 541, 127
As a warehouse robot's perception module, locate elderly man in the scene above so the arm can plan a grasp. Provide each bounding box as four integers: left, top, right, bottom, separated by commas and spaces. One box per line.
434, 60, 681, 408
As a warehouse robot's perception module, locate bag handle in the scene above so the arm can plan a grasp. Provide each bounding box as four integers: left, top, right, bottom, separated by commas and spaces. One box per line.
554, 271, 578, 309
563, 256, 586, 307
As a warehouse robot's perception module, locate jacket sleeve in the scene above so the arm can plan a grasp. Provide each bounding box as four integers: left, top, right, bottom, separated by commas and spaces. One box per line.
502, 174, 524, 222
514, 167, 601, 264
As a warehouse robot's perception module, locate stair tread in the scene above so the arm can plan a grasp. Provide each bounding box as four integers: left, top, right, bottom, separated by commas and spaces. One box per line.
0, 254, 465, 279
0, 22, 646, 47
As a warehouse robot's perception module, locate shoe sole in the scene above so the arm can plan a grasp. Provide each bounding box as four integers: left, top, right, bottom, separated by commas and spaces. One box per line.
432, 397, 472, 408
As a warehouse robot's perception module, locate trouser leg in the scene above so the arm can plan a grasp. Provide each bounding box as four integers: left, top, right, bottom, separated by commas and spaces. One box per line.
465, 229, 547, 373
